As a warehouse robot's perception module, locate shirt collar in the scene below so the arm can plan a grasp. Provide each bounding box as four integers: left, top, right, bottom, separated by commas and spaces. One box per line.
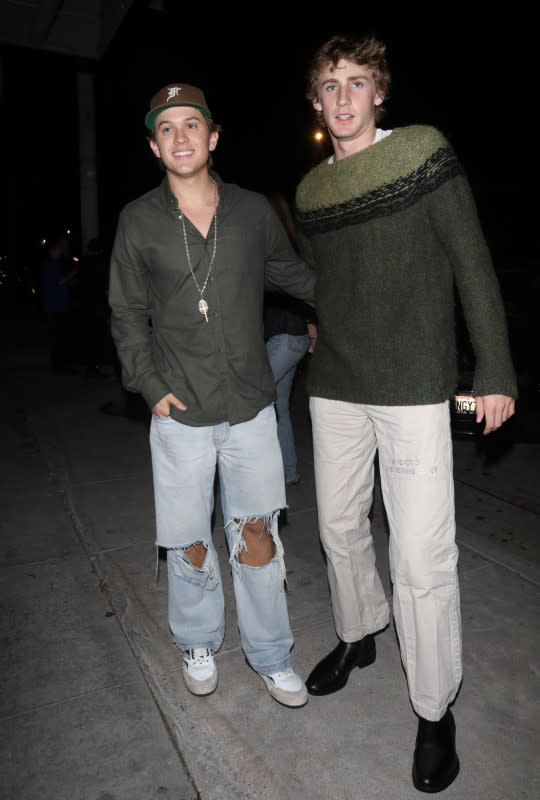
160, 170, 226, 211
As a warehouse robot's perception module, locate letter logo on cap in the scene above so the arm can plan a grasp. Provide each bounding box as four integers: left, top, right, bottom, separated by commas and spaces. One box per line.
167, 87, 182, 102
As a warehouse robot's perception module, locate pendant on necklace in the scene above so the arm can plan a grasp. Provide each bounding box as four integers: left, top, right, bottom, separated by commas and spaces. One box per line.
198, 298, 209, 322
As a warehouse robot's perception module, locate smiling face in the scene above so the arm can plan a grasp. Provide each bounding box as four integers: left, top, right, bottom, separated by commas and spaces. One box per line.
313, 58, 383, 159
149, 106, 219, 180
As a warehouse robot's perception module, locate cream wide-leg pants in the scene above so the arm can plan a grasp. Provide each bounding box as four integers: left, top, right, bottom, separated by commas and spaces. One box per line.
309, 397, 462, 721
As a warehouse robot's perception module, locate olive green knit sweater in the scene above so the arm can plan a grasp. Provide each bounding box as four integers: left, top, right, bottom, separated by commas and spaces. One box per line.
295, 125, 517, 405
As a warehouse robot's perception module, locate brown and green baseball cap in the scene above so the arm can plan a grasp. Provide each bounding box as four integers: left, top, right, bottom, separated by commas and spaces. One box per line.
145, 83, 211, 130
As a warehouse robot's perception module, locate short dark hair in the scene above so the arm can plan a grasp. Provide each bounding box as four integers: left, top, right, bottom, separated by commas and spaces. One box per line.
306, 34, 391, 123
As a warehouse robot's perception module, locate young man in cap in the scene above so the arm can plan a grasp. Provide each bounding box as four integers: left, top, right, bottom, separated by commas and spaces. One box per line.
109, 83, 315, 707
295, 35, 516, 790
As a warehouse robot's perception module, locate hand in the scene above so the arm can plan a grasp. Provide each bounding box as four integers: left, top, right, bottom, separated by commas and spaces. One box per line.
307, 322, 317, 349
152, 393, 187, 418
475, 394, 515, 435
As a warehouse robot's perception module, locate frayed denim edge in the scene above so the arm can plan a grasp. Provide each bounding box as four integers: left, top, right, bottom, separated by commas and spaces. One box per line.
225, 509, 286, 584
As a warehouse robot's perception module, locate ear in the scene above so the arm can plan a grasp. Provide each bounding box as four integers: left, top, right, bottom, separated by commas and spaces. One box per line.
313, 97, 322, 112
375, 92, 384, 107
149, 138, 161, 159
209, 130, 219, 152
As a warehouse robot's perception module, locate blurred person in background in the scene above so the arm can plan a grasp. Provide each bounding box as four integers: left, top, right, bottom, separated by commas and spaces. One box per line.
39, 232, 77, 374
264, 192, 315, 492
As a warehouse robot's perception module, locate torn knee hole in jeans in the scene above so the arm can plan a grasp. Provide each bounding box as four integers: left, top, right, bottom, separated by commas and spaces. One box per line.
167, 542, 219, 590
227, 511, 286, 582
183, 541, 208, 568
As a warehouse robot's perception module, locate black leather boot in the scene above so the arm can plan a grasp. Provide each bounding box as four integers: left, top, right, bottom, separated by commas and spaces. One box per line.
412, 709, 460, 793
306, 636, 376, 696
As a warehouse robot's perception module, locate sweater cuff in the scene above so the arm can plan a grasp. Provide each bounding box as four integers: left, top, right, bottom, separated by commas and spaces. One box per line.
472, 377, 518, 400
140, 375, 172, 412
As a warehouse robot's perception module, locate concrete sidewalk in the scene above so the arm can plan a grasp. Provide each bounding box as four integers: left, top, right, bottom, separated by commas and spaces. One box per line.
1, 330, 539, 798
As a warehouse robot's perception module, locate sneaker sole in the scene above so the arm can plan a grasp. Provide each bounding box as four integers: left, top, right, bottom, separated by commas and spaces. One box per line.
183, 665, 218, 696
260, 674, 308, 708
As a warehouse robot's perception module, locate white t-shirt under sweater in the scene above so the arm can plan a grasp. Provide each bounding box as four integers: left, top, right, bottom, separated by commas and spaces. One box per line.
327, 128, 393, 163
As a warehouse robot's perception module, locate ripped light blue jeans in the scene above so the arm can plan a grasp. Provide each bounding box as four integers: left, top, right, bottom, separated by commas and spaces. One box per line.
149, 404, 292, 675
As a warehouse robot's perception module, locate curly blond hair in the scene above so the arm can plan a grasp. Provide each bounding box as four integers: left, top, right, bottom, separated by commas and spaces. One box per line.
306, 34, 391, 123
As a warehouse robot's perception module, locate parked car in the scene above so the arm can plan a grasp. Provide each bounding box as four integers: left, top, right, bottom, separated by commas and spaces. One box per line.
450, 380, 481, 439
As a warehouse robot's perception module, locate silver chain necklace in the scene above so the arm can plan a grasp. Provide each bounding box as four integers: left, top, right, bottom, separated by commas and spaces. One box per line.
178, 177, 217, 322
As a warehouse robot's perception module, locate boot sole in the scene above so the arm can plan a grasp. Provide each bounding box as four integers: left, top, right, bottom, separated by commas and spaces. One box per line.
307, 651, 376, 696
412, 756, 460, 793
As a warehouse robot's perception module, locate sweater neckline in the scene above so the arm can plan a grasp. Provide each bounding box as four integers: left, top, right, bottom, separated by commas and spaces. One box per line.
327, 128, 393, 164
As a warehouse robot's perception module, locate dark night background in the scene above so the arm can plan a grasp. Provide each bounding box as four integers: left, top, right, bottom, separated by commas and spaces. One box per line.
1, 2, 538, 383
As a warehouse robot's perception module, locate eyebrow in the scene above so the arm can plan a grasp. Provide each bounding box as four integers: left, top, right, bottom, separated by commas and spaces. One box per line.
321, 73, 371, 86
158, 115, 201, 126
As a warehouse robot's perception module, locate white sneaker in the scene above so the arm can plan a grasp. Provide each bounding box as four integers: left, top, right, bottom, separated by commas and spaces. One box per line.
183, 648, 218, 696
259, 667, 308, 707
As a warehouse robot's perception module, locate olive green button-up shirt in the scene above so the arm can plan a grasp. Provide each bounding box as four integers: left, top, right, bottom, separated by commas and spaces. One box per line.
109, 174, 316, 426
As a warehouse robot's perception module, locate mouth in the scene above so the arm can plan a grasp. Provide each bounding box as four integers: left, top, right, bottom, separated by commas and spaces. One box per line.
335, 113, 354, 121
173, 149, 194, 158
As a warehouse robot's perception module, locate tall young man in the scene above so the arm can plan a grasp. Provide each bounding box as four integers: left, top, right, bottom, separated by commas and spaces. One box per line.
295, 36, 516, 791
109, 84, 315, 707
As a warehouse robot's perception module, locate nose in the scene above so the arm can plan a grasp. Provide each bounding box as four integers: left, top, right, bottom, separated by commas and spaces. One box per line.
337, 86, 351, 105
174, 126, 188, 143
